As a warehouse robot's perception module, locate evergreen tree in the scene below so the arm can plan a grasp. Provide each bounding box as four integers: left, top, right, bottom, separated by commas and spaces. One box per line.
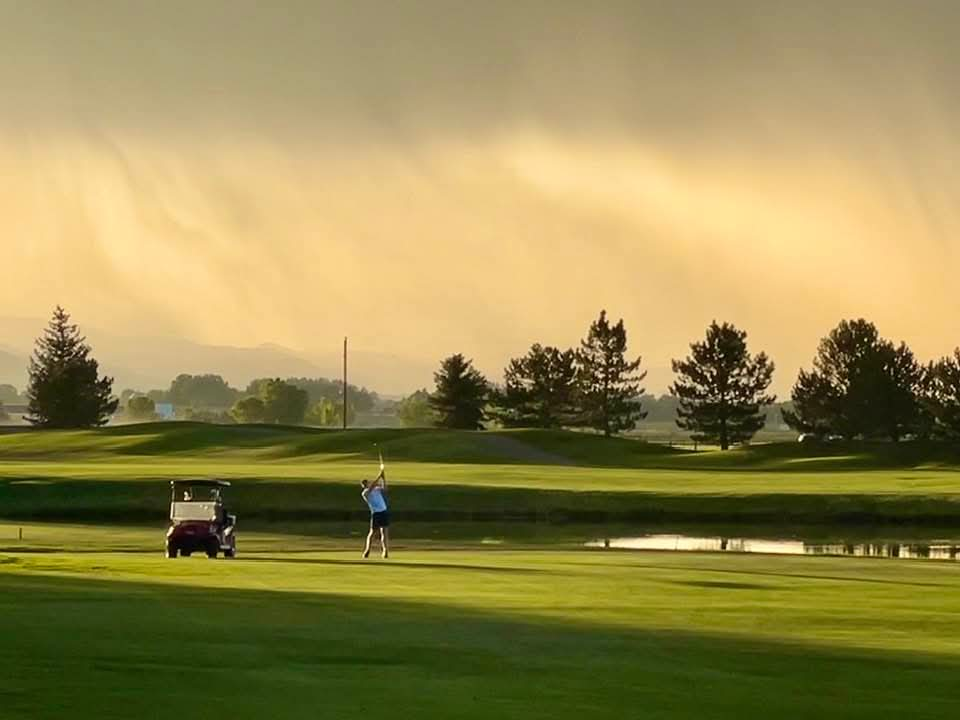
783, 319, 921, 441
575, 310, 647, 436
670, 321, 775, 450
26, 307, 118, 428
429, 354, 489, 429
878, 341, 924, 440
494, 344, 578, 428
921, 350, 960, 440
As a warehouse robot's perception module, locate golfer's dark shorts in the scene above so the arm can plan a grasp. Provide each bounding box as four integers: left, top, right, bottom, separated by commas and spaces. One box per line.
371, 511, 391, 529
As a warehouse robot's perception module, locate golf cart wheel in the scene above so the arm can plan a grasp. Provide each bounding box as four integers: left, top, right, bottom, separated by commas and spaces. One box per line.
223, 547, 236, 559
166, 545, 178, 559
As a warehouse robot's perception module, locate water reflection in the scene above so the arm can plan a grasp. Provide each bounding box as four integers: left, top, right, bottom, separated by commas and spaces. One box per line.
586, 535, 960, 560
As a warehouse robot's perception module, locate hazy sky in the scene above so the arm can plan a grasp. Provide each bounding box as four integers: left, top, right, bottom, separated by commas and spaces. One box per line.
2, 1, 960, 393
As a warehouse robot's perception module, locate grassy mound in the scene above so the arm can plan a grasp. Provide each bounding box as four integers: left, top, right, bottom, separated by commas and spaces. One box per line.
3, 422, 960, 470
2, 424, 960, 524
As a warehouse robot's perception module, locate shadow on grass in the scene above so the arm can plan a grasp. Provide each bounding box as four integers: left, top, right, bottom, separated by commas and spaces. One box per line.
241, 555, 556, 574
5, 478, 960, 526
0, 570, 958, 720
558, 558, 959, 589
670, 580, 776, 591
20, 423, 960, 472
0, 547, 156, 555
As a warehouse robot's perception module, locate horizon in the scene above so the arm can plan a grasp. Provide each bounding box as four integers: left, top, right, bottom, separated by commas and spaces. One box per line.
0, 308, 946, 402
0, 310, 683, 397
3, 2, 960, 398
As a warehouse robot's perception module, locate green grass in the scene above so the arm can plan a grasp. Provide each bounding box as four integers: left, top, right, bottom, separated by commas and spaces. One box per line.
2, 532, 960, 719
5, 426, 958, 717
2, 424, 960, 524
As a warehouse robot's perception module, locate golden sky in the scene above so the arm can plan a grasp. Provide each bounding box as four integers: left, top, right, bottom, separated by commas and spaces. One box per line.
2, 1, 959, 393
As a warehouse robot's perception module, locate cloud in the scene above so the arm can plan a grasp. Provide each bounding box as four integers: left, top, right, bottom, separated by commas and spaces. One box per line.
1, 1, 959, 393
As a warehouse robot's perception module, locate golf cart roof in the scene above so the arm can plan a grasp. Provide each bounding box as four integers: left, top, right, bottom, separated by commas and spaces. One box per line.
170, 479, 231, 488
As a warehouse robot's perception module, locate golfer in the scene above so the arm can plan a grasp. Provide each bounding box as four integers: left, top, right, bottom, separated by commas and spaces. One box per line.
361, 468, 390, 558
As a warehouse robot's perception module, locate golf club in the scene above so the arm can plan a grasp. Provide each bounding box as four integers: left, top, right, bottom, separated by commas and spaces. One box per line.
375, 442, 385, 472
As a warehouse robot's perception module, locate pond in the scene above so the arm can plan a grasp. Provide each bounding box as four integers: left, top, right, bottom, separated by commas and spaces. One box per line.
586, 534, 960, 560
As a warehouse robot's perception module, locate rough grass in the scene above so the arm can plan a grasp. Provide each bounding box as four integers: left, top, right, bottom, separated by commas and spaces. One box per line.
0, 424, 684, 464
2, 538, 960, 719
3, 422, 960, 469
2, 424, 960, 524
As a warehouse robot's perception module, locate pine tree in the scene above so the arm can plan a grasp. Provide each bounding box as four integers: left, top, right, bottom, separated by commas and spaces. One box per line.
878, 341, 924, 441
494, 344, 578, 428
783, 319, 921, 441
671, 321, 775, 450
26, 307, 118, 428
920, 350, 960, 440
429, 354, 489, 429
575, 310, 647, 436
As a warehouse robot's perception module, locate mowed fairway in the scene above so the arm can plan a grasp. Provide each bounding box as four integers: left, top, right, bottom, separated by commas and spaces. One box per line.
2, 535, 960, 719
3, 425, 960, 718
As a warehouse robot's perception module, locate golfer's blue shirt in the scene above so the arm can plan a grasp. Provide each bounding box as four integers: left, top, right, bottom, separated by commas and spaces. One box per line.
365, 487, 388, 513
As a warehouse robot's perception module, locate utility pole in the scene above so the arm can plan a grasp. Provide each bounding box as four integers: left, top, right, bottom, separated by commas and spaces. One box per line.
342, 336, 348, 430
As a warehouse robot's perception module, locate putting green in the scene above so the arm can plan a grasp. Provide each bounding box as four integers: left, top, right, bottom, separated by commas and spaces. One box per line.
2, 535, 959, 719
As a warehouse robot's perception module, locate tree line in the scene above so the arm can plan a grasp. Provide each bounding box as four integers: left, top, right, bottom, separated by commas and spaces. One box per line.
16, 307, 960, 447
131, 375, 377, 414
420, 311, 773, 448
124, 374, 379, 426
783, 319, 960, 442
419, 313, 960, 448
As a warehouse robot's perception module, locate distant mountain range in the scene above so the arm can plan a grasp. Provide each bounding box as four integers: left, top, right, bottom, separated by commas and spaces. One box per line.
0, 317, 433, 397
0, 316, 677, 398
0, 348, 27, 388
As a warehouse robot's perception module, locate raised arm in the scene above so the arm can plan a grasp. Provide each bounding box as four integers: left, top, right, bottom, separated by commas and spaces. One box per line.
377, 469, 387, 490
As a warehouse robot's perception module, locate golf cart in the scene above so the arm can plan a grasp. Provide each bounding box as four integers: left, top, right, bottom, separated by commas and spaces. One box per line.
165, 479, 237, 559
